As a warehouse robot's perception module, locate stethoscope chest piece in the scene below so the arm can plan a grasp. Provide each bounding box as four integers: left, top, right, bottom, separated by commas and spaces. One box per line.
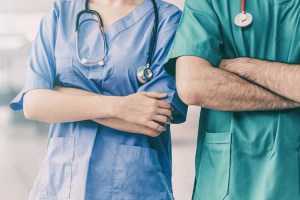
234, 12, 253, 27
137, 65, 153, 84
235, 0, 253, 28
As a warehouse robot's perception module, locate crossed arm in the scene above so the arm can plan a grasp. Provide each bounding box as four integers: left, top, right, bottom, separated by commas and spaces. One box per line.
23, 88, 172, 137
54, 87, 170, 136
220, 58, 300, 103
176, 56, 300, 111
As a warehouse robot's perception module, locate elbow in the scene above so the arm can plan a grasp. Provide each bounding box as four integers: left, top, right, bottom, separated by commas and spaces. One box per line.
23, 93, 40, 121
177, 80, 198, 106
177, 79, 211, 107
178, 89, 197, 106
23, 98, 36, 120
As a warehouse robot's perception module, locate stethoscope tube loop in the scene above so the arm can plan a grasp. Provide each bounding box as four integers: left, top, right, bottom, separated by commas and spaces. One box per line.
75, 28, 107, 66
76, 0, 159, 84
75, 1, 107, 67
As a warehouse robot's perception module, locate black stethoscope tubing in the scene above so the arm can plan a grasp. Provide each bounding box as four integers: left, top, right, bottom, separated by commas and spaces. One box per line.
75, 0, 159, 84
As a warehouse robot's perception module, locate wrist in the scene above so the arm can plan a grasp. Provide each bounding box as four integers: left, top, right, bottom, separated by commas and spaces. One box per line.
95, 95, 121, 118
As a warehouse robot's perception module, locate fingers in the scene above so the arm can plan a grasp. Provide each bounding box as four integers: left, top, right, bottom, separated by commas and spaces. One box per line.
153, 115, 170, 125
144, 129, 161, 137
157, 100, 171, 109
139, 91, 168, 99
139, 91, 171, 109
156, 108, 172, 118
146, 121, 166, 132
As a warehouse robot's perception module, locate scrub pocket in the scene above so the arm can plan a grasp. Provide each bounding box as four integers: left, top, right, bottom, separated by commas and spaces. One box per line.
195, 132, 232, 200
55, 57, 78, 86
299, 146, 300, 195
111, 144, 172, 200
39, 137, 75, 199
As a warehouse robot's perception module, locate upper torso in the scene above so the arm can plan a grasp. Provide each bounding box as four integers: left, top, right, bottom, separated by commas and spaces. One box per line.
195, 1, 300, 199
29, 0, 183, 199
201, 0, 300, 143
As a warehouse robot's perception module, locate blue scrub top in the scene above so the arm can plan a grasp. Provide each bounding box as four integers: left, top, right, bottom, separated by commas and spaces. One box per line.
10, 0, 187, 199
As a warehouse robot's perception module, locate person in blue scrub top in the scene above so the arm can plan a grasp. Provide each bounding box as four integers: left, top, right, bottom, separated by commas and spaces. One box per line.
10, 0, 187, 199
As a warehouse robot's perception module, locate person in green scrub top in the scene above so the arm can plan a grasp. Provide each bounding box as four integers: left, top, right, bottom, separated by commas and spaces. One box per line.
164, 0, 300, 199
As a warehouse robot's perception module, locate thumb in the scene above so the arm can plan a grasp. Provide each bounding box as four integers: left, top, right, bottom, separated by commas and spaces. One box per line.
139, 92, 168, 99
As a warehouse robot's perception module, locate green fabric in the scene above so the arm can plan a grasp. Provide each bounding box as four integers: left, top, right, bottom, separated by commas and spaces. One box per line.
165, 0, 300, 199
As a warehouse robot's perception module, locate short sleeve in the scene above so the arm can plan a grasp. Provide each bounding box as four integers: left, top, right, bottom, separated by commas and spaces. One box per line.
164, 0, 223, 76
137, 4, 187, 124
10, 5, 58, 111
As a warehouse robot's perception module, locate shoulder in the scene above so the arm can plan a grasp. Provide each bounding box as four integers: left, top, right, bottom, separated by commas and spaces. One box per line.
49, 0, 81, 16
155, 0, 182, 27
157, 1, 182, 20
39, 0, 81, 33
42, 0, 82, 24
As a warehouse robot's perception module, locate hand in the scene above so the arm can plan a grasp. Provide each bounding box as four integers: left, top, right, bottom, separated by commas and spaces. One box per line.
94, 117, 165, 137
117, 92, 172, 132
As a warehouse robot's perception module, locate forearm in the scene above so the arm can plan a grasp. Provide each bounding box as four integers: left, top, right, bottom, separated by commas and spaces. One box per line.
220, 58, 300, 103
55, 87, 162, 136
23, 89, 118, 123
94, 118, 161, 136
177, 57, 300, 111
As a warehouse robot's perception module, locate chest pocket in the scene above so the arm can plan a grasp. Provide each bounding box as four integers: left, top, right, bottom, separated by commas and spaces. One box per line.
55, 56, 104, 89
55, 57, 78, 87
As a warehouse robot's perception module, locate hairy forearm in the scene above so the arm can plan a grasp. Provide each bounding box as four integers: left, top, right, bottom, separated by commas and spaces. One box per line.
176, 57, 300, 111
220, 58, 300, 103
23, 89, 118, 123
55, 87, 161, 136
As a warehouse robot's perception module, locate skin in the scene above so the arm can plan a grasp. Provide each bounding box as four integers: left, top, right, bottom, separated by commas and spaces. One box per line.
89, 0, 145, 32
55, 86, 171, 137
220, 58, 300, 103
24, 89, 172, 137
176, 56, 300, 111
23, 0, 172, 137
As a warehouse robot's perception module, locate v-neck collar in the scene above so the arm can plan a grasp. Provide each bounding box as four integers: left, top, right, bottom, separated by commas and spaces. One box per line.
78, 0, 155, 42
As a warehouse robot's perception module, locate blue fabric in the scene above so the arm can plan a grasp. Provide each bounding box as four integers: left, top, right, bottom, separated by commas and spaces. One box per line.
10, 0, 186, 199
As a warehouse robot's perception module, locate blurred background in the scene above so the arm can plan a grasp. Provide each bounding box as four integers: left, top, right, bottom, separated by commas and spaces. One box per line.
0, 0, 200, 199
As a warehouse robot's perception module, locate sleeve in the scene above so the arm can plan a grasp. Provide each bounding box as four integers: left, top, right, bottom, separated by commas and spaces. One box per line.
164, 0, 223, 76
137, 5, 187, 124
10, 5, 58, 111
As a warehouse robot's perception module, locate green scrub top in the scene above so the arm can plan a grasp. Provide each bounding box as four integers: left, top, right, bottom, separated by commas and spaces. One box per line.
165, 0, 300, 199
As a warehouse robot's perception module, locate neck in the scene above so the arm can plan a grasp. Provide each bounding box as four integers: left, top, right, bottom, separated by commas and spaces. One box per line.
90, 0, 142, 5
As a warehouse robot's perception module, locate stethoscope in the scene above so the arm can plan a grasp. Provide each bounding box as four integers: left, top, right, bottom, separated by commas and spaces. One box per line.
234, 0, 253, 27
75, 0, 159, 84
